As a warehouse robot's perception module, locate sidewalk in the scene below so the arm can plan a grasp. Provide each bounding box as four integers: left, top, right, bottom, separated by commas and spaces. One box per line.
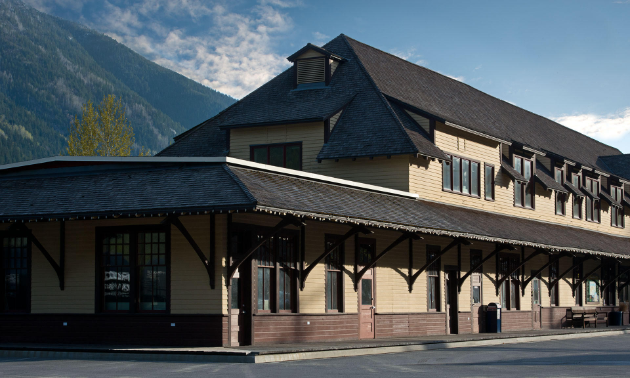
1, 326, 629, 363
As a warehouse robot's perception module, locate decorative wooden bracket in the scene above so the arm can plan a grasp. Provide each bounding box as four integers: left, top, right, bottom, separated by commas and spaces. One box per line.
228, 215, 305, 285
300, 224, 372, 290
495, 249, 546, 295
407, 237, 471, 293
600, 265, 630, 294
518, 251, 570, 295
355, 232, 422, 291
546, 256, 592, 297
12, 222, 65, 290
163, 214, 216, 288
458, 243, 513, 291
573, 262, 602, 296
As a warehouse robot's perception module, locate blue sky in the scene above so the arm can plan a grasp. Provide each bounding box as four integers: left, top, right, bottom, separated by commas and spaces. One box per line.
25, 0, 630, 152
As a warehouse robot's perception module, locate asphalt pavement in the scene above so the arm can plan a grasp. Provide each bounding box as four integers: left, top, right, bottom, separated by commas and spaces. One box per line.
0, 334, 629, 377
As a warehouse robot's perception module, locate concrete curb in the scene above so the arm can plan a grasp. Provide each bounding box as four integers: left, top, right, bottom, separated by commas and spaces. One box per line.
1, 329, 629, 364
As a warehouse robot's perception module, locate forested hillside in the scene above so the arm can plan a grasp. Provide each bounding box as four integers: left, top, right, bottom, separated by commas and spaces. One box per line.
0, 0, 234, 163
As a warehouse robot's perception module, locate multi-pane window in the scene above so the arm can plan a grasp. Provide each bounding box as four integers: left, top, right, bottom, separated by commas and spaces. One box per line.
586, 274, 600, 304
585, 177, 600, 223
100, 229, 168, 313
573, 258, 583, 306
499, 255, 520, 310
549, 259, 559, 306
442, 155, 480, 197
611, 186, 625, 228
251, 143, 302, 170
427, 245, 441, 311
484, 164, 495, 201
555, 168, 566, 216
470, 250, 482, 305
514, 156, 534, 209
572, 174, 582, 219
325, 236, 344, 312
256, 232, 298, 313
1, 236, 30, 313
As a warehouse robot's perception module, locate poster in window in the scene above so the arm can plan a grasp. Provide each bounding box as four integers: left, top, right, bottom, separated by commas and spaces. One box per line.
587, 279, 599, 303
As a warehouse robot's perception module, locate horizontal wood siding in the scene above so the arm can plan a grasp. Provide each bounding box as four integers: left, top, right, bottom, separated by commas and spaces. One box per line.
409, 122, 629, 237
0, 314, 226, 346
253, 314, 358, 344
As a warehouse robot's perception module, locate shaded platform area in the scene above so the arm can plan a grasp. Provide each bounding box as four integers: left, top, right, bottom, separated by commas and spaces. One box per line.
1, 326, 630, 363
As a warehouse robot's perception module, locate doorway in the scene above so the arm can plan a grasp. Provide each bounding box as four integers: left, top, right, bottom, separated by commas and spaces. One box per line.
358, 238, 376, 339
445, 269, 459, 334
531, 272, 541, 329
230, 267, 252, 346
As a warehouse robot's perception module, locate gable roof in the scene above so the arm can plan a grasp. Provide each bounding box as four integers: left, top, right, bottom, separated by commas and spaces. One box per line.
343, 35, 622, 173
599, 154, 630, 181
287, 43, 346, 62
160, 34, 623, 179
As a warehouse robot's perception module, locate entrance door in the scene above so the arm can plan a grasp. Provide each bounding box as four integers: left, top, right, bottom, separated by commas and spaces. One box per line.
230, 268, 251, 346
445, 270, 459, 334
359, 269, 375, 339
531, 273, 541, 329
358, 239, 376, 339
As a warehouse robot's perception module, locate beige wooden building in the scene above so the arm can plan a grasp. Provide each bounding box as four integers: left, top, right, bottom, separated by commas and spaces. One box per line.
1, 35, 629, 346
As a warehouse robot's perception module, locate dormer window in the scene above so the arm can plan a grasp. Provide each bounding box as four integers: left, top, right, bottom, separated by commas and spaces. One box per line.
287, 43, 345, 90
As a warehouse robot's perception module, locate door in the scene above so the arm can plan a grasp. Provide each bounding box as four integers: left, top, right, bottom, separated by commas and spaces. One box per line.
446, 270, 459, 334
358, 239, 376, 339
531, 274, 541, 329
471, 273, 482, 333
359, 269, 375, 339
230, 267, 252, 346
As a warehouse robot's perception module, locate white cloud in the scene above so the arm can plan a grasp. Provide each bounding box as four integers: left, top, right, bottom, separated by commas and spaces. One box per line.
24, 0, 297, 99
312, 31, 329, 43
437, 72, 465, 82
552, 108, 630, 141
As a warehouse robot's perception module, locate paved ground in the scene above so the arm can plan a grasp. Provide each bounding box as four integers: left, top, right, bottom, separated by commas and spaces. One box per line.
0, 334, 629, 377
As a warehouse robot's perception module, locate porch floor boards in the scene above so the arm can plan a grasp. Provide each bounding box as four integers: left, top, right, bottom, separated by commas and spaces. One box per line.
1, 325, 629, 357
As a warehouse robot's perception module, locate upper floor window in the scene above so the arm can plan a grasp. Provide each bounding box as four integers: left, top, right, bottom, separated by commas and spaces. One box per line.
572, 174, 582, 219
585, 177, 600, 223
555, 167, 566, 216
251, 143, 302, 170
98, 228, 169, 313
484, 164, 495, 201
442, 155, 480, 197
513, 156, 534, 209
1, 236, 30, 313
611, 185, 625, 228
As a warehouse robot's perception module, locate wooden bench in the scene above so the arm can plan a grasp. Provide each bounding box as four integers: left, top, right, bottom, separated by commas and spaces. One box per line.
566, 307, 608, 328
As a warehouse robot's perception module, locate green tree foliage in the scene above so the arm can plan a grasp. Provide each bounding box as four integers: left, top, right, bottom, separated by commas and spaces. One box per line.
67, 95, 137, 156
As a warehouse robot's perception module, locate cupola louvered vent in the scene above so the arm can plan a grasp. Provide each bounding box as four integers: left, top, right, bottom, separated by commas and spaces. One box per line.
297, 57, 326, 85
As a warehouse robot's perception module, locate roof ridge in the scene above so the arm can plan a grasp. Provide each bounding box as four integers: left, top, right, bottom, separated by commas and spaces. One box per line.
343, 35, 622, 158
339, 35, 419, 154
222, 164, 258, 205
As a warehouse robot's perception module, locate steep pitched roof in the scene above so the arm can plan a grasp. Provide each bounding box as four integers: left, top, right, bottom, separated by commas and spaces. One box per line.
343, 36, 622, 172
599, 154, 630, 181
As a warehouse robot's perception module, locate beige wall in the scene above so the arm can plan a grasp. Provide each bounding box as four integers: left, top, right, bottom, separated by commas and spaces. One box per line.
410, 122, 630, 237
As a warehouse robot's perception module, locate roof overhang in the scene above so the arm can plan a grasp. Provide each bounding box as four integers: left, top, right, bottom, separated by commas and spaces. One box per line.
501, 157, 528, 183
287, 43, 346, 63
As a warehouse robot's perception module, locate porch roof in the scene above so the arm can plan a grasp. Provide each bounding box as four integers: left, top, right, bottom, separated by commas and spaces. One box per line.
1, 157, 628, 259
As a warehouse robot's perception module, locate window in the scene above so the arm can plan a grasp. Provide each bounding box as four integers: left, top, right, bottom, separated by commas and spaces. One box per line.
549, 259, 559, 306
611, 186, 625, 228
251, 143, 302, 170
325, 235, 344, 312
532, 273, 541, 306
99, 228, 168, 313
256, 232, 298, 313
484, 164, 495, 201
471, 250, 483, 305
442, 155, 480, 197
499, 255, 520, 310
427, 245, 441, 311
573, 258, 583, 306
585, 177, 600, 223
513, 156, 534, 209
586, 274, 600, 304
572, 174, 582, 219
554, 168, 566, 216
1, 236, 30, 313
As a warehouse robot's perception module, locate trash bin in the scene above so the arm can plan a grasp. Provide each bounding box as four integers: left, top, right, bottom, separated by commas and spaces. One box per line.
486, 303, 501, 333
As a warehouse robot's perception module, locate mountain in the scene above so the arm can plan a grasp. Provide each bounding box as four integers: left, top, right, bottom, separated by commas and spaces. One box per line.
0, 0, 235, 164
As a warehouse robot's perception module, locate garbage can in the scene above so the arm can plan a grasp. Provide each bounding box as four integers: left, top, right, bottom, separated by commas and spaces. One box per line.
486, 303, 501, 333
